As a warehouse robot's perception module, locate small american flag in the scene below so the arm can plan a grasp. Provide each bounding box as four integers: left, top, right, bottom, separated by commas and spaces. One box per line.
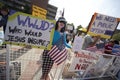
48, 45, 67, 65
48, 35, 68, 65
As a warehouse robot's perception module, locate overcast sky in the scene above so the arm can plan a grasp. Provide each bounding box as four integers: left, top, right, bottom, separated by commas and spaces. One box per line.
49, 0, 120, 29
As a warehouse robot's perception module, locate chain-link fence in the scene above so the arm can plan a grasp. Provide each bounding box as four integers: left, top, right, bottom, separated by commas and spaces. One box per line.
0, 44, 120, 80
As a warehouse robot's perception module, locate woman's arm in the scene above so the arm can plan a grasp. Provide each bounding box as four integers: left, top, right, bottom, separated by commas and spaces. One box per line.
63, 33, 72, 48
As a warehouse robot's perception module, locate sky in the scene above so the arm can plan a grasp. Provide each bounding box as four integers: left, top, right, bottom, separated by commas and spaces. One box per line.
49, 0, 120, 29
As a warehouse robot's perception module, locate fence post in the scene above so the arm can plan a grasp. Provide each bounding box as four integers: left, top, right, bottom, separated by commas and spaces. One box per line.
6, 44, 10, 80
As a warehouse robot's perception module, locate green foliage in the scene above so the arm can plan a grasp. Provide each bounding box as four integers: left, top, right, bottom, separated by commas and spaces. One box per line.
112, 33, 120, 41
76, 25, 82, 30
75, 25, 83, 35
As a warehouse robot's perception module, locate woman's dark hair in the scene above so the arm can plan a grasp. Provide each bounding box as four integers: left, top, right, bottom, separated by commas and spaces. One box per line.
55, 17, 66, 32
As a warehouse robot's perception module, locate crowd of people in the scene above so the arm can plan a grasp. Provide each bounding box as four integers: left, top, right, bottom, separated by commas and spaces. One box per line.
70, 27, 120, 80
0, 5, 120, 80
75, 28, 120, 55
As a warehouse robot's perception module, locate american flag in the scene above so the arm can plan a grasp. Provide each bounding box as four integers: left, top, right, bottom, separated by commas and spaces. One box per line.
47, 45, 68, 65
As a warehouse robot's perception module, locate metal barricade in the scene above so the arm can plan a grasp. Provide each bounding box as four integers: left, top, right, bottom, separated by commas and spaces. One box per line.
0, 44, 44, 80
0, 44, 120, 80
51, 49, 120, 80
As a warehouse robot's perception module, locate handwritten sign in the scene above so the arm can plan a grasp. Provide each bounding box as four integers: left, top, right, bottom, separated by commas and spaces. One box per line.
68, 50, 99, 71
72, 36, 84, 52
88, 13, 118, 39
4, 12, 55, 50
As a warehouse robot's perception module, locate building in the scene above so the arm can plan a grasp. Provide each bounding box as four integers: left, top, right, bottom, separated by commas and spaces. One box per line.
31, 0, 48, 9
0, 0, 32, 14
46, 4, 58, 20
0, 0, 57, 20
0, 0, 49, 14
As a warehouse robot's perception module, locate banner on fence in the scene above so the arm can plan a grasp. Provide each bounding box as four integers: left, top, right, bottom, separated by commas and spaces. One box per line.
4, 12, 55, 50
87, 13, 119, 39
68, 50, 99, 72
66, 50, 120, 79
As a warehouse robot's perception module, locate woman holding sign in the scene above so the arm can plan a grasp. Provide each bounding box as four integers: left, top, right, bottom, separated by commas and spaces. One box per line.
41, 17, 72, 80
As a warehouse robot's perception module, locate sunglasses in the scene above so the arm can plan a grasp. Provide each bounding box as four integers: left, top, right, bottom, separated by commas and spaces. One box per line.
59, 21, 66, 24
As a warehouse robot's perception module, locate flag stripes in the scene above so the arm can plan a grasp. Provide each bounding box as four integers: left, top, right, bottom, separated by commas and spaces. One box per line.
48, 45, 67, 65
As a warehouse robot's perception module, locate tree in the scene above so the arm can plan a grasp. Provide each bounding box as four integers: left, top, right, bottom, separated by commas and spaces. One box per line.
76, 25, 82, 30
112, 33, 120, 41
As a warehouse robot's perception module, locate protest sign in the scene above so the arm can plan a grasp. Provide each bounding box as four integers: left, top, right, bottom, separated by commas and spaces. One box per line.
65, 50, 118, 79
68, 50, 99, 72
87, 13, 119, 39
72, 36, 84, 52
4, 12, 55, 50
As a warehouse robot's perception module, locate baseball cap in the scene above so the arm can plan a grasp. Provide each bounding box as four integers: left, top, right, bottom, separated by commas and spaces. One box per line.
58, 17, 67, 23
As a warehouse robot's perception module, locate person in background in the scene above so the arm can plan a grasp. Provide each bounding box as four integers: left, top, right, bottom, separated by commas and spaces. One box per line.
96, 38, 106, 49
41, 17, 72, 80
82, 34, 100, 50
114, 40, 119, 45
65, 30, 72, 43
104, 40, 115, 54
0, 6, 9, 33
0, 6, 9, 48
111, 40, 120, 80
112, 40, 120, 55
